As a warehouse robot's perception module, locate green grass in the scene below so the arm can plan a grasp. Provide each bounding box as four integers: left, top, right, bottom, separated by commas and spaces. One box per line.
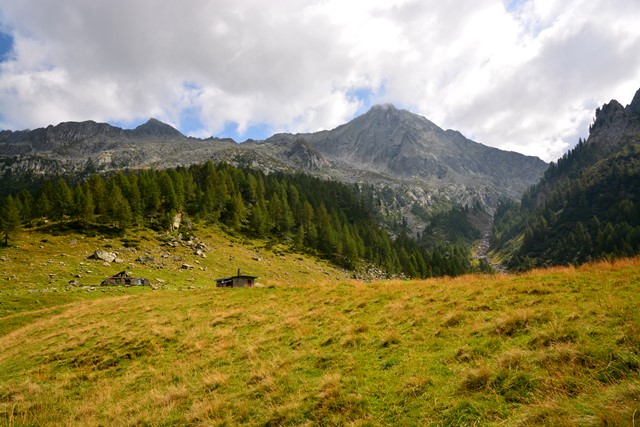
1, 226, 639, 425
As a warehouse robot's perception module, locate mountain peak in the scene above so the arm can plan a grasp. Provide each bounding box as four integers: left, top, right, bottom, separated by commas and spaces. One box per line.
628, 87, 640, 116
132, 118, 183, 138
370, 103, 397, 112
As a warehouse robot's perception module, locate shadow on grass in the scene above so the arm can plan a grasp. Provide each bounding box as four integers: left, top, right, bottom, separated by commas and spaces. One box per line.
35, 221, 126, 238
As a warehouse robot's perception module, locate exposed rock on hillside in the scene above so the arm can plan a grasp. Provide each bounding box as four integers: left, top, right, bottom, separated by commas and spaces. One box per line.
588, 88, 640, 148
275, 104, 546, 200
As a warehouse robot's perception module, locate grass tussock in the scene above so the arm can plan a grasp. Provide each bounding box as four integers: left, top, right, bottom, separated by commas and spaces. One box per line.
1, 227, 640, 425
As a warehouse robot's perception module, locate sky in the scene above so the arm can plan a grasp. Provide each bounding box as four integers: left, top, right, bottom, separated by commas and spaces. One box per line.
0, 0, 639, 162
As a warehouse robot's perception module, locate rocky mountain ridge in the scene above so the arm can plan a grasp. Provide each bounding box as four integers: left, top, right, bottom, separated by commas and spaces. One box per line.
0, 106, 547, 228
587, 88, 640, 148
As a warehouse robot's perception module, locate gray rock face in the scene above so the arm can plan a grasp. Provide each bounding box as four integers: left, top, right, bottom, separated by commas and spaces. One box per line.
627, 88, 640, 117
0, 119, 236, 173
308, 104, 547, 197
283, 138, 328, 171
588, 88, 640, 148
267, 104, 547, 201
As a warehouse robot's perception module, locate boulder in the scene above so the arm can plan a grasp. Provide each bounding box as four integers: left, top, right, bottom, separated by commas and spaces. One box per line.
172, 212, 182, 231
89, 250, 117, 263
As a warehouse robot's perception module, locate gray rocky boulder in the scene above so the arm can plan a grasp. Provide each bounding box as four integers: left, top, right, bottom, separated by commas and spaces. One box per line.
89, 250, 118, 263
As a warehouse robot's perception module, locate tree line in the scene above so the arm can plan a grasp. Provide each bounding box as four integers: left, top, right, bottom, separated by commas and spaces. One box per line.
0, 161, 473, 278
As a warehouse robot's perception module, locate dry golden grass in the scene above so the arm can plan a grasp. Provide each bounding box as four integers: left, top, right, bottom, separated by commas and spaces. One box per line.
1, 227, 639, 425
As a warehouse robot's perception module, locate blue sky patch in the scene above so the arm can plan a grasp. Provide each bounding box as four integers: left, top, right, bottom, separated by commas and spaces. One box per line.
0, 30, 13, 61
217, 121, 273, 142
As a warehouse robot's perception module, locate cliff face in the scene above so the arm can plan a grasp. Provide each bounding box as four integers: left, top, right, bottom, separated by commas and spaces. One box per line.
587, 88, 640, 149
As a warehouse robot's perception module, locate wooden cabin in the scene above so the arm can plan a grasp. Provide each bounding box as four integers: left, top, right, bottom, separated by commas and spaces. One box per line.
101, 271, 150, 287
216, 269, 257, 288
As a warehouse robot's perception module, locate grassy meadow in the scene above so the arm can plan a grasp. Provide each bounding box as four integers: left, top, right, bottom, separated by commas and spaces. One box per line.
1, 225, 639, 426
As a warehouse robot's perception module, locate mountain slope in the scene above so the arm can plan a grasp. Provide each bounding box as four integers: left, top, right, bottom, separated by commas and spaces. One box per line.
2, 247, 639, 425
267, 104, 547, 200
491, 87, 640, 269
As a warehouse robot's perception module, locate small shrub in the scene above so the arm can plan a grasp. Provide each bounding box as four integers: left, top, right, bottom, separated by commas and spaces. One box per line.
121, 238, 140, 248
453, 345, 487, 363
380, 357, 401, 370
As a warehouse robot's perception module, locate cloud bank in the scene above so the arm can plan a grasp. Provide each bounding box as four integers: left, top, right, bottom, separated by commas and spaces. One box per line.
1, 0, 639, 161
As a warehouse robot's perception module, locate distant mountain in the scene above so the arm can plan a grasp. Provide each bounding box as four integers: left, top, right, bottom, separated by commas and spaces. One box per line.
491, 87, 640, 269
0, 119, 236, 176
0, 106, 547, 233
268, 104, 546, 200
131, 118, 185, 138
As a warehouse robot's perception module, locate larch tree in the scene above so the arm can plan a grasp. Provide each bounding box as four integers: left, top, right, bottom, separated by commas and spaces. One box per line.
1, 195, 22, 246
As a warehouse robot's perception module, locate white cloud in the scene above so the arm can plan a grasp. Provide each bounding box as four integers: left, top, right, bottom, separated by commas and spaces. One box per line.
0, 0, 639, 161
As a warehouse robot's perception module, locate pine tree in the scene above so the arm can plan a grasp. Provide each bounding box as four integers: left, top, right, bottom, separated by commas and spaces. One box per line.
1, 195, 22, 245
105, 184, 132, 230
126, 173, 143, 225
17, 189, 33, 222
158, 171, 179, 213
52, 178, 74, 219
75, 184, 95, 225
34, 192, 51, 219
223, 192, 247, 229
87, 174, 107, 215
138, 171, 160, 218
248, 198, 270, 236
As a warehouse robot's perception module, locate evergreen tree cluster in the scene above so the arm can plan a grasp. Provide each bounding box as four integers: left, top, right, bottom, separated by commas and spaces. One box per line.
492, 140, 640, 270
0, 161, 473, 278
420, 205, 482, 244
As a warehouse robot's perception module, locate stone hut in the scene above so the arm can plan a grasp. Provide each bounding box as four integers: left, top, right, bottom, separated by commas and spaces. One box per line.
215, 269, 257, 288
101, 271, 150, 287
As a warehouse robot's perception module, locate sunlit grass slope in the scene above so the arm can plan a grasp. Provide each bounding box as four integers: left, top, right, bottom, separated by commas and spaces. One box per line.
1, 227, 639, 426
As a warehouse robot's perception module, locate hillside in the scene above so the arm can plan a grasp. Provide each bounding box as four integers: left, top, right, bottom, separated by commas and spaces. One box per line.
0, 224, 351, 328
0, 160, 482, 279
491, 87, 640, 270
1, 226, 638, 425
